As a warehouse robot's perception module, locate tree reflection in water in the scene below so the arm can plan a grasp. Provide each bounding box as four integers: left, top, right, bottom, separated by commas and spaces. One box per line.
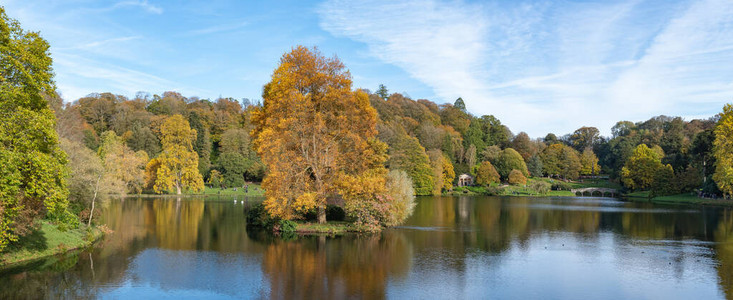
1, 196, 732, 299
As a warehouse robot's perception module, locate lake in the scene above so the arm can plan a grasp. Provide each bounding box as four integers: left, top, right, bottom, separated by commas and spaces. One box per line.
1, 196, 732, 299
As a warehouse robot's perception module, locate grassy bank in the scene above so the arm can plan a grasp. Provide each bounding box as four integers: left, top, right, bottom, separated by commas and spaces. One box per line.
447, 177, 620, 197
0, 221, 105, 268
133, 183, 265, 198
195, 184, 265, 197
625, 191, 733, 206
294, 221, 354, 234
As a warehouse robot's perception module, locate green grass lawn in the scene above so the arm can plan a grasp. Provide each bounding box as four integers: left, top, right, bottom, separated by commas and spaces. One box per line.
294, 221, 354, 234
1, 221, 103, 268
191, 183, 265, 197
623, 191, 733, 206
449, 177, 607, 197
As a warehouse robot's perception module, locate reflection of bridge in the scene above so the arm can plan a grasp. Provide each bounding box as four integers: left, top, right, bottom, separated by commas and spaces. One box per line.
571, 187, 619, 197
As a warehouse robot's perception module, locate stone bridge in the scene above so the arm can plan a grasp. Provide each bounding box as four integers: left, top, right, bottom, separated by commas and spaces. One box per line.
570, 187, 619, 197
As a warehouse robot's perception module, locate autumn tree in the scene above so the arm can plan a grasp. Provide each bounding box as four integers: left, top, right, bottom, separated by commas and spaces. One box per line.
151, 114, 204, 194
559, 146, 582, 180
98, 131, 148, 194
714, 103, 733, 196
0, 7, 73, 250
580, 148, 601, 176
61, 139, 106, 226
475, 161, 500, 186
621, 144, 666, 190
252, 46, 388, 223
511, 132, 535, 161
542, 143, 581, 179
508, 169, 527, 185
428, 150, 455, 194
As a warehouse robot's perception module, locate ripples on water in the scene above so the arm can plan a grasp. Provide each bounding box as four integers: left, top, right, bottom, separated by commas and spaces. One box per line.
1, 195, 732, 299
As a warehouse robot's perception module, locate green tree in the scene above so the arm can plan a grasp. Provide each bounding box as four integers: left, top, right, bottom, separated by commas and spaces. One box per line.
152, 115, 204, 194
220, 128, 264, 181
0, 7, 73, 250
389, 134, 435, 196
218, 152, 247, 187
541, 143, 563, 176
714, 103, 733, 196
621, 144, 665, 190
651, 164, 677, 197
569, 126, 600, 151
526, 155, 543, 177
376, 84, 389, 100
495, 148, 529, 180
454, 97, 466, 111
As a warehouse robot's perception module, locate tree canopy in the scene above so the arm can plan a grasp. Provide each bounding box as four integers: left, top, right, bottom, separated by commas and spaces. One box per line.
252, 46, 388, 223
0, 7, 72, 250
714, 103, 733, 196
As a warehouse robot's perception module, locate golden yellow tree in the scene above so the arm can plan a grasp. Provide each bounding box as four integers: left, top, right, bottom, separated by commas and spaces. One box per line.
252, 46, 386, 223
152, 114, 204, 194
714, 103, 733, 196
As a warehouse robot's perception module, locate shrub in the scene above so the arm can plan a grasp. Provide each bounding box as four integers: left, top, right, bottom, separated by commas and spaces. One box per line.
384, 170, 416, 227
277, 219, 297, 233
246, 203, 275, 227
484, 186, 504, 196
551, 181, 572, 191
530, 181, 551, 195
508, 169, 527, 185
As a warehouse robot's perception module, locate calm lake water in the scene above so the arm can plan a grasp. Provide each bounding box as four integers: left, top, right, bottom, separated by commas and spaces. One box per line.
2, 195, 733, 299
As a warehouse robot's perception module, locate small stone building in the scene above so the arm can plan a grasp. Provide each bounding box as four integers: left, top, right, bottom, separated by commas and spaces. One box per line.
458, 174, 473, 187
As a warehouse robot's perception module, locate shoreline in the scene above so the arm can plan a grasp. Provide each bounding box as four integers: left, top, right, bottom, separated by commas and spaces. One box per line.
0, 222, 106, 270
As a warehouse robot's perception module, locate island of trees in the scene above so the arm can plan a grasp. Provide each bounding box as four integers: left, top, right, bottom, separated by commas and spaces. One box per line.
2, 4, 733, 254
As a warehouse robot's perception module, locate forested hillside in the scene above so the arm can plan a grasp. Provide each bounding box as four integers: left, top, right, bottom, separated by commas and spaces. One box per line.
51, 86, 726, 199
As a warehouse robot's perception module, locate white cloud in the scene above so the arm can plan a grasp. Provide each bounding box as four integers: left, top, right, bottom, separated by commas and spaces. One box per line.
318, 0, 733, 137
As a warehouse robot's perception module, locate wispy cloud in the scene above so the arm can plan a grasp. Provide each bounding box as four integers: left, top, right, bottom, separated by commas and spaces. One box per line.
53, 52, 211, 101
112, 0, 163, 15
185, 21, 249, 36
318, 0, 733, 137
56, 36, 143, 51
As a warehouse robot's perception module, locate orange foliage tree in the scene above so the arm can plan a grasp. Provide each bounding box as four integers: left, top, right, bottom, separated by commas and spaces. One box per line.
252, 46, 387, 223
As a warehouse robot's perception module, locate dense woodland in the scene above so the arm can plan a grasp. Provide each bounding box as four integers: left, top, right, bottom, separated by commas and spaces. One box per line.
49, 87, 724, 197
2, 4, 733, 250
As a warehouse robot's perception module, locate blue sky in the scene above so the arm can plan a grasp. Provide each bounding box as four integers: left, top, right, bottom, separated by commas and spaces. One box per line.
4, 0, 733, 137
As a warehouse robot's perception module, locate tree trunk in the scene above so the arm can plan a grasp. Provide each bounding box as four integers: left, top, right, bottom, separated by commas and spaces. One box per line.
88, 175, 101, 227
176, 184, 182, 195
317, 204, 326, 224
